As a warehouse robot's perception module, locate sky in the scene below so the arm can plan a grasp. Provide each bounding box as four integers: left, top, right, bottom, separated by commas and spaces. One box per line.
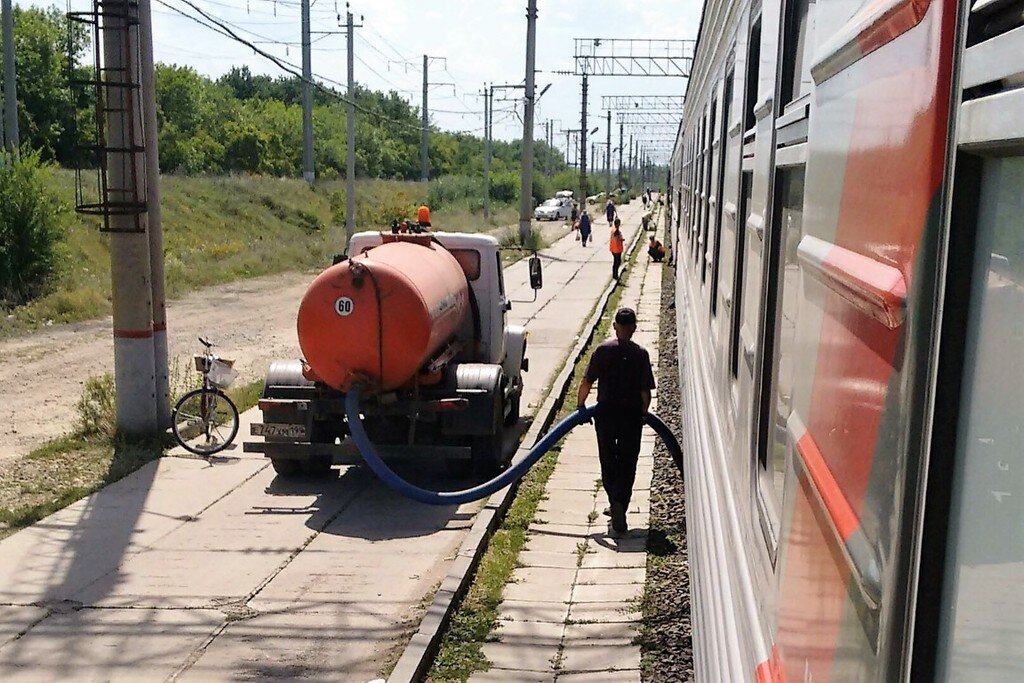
35, 0, 704, 163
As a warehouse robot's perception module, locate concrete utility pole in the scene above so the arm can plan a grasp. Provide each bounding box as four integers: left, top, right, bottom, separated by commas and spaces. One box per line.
517, 0, 538, 245
483, 83, 491, 219
618, 123, 624, 189
2, 0, 17, 150
345, 7, 355, 242
139, 0, 169, 427
605, 110, 611, 195
300, 0, 314, 183
102, 1, 157, 434
578, 73, 588, 202
420, 54, 428, 182
622, 134, 630, 185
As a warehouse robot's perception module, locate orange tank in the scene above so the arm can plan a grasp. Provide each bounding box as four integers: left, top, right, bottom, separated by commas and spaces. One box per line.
297, 240, 469, 393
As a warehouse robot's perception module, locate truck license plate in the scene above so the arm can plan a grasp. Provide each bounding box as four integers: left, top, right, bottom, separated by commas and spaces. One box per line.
251, 423, 307, 438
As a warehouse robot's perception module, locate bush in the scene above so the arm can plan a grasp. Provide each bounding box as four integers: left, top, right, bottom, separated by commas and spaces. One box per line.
489, 171, 519, 204
77, 373, 116, 439
428, 174, 483, 210
0, 151, 65, 306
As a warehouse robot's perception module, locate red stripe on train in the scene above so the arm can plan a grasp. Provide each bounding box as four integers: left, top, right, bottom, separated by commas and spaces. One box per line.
796, 432, 861, 542
756, 646, 787, 683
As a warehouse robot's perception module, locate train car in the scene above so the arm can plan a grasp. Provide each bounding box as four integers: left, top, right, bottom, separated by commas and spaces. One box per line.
668, 0, 1024, 679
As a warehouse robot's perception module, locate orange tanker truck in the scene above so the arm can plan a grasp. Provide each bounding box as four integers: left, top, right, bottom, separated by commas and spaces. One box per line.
243, 230, 540, 477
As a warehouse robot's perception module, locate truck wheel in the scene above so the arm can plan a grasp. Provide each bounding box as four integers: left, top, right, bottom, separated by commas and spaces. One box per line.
302, 455, 334, 478
503, 392, 521, 427
271, 458, 300, 476
303, 423, 336, 478
471, 433, 504, 477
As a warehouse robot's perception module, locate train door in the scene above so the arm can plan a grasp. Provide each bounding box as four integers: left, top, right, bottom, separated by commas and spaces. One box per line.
914, 3, 1024, 678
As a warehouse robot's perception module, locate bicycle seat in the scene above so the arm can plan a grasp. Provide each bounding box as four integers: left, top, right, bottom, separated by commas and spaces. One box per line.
199, 336, 213, 348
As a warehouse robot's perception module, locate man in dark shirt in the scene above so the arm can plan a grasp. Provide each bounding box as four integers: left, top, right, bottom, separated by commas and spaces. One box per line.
576, 307, 655, 534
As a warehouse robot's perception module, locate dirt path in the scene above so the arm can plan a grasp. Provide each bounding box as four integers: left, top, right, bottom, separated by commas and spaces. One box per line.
0, 271, 314, 460
0, 220, 571, 461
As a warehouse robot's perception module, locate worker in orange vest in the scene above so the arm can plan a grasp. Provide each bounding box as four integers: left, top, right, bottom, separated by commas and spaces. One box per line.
610, 217, 625, 281
417, 205, 432, 228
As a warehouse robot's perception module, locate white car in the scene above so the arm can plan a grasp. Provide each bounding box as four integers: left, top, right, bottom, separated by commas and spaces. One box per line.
534, 198, 573, 221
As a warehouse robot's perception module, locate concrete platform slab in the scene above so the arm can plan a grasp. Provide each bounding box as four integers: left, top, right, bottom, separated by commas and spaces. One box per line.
517, 550, 583, 570
470, 668, 554, 682
479, 635, 561, 673
0, 606, 47, 648
180, 610, 405, 682
567, 601, 640, 624
496, 600, 569, 625
560, 641, 640, 673
575, 567, 645, 585
0, 607, 224, 682
503, 568, 575, 604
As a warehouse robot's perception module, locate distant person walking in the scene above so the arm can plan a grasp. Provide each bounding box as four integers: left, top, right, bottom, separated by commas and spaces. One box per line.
417, 204, 432, 228
641, 192, 648, 210
610, 218, 625, 280
578, 211, 592, 246
576, 307, 655, 534
604, 198, 617, 227
571, 201, 579, 224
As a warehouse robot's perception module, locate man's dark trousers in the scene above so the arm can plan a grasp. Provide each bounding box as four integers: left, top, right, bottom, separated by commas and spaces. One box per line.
595, 413, 643, 507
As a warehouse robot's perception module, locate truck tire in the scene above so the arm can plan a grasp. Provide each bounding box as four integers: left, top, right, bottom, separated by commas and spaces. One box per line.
472, 432, 504, 477
472, 400, 505, 477
503, 392, 521, 427
302, 422, 336, 478
271, 458, 300, 476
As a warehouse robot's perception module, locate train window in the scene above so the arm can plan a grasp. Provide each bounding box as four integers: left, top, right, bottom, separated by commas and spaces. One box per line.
702, 100, 717, 283
936, 155, 1024, 679
743, 15, 762, 134
756, 165, 805, 540
730, 171, 753, 379
779, 0, 815, 107
710, 71, 734, 316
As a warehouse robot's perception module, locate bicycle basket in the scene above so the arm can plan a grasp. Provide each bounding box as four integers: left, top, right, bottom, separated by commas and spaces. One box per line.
208, 359, 238, 388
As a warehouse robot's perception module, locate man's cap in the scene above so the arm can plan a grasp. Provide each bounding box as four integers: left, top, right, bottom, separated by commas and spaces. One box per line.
614, 307, 637, 326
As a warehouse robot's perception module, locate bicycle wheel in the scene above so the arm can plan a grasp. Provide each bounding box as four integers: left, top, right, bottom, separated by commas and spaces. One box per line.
172, 388, 240, 455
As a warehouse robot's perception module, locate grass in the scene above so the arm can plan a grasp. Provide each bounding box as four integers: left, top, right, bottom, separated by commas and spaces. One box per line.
0, 171, 520, 337
427, 224, 646, 681
426, 445, 562, 681
0, 377, 264, 541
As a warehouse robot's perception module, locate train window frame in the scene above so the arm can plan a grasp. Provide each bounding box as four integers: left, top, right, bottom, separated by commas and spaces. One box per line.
710, 68, 735, 317
753, 163, 806, 557
743, 12, 763, 138
702, 99, 718, 283
778, 0, 816, 110
730, 169, 754, 381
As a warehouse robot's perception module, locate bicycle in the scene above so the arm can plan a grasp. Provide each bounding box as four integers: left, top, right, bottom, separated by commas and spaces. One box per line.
171, 337, 240, 455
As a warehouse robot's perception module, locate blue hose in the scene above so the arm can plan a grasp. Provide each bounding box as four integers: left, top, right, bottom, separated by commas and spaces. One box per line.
344, 387, 683, 506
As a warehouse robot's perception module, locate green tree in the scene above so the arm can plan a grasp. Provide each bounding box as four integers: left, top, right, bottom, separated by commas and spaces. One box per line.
2, 7, 91, 164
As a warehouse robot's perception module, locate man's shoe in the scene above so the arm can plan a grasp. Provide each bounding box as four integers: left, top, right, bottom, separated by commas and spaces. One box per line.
602, 507, 611, 517
610, 502, 627, 534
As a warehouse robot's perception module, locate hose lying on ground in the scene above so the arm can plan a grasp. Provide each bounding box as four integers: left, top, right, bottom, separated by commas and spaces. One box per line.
344, 386, 683, 506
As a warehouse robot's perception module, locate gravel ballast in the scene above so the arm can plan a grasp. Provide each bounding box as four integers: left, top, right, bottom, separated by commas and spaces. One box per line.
638, 258, 694, 682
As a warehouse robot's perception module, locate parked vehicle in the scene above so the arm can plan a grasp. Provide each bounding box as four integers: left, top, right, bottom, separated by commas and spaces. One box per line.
245, 231, 541, 478
534, 198, 573, 221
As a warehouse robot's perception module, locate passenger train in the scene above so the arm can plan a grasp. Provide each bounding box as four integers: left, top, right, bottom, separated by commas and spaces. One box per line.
666, 0, 1023, 679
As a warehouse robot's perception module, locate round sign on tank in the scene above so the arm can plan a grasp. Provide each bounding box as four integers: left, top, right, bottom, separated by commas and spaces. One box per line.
334, 297, 354, 316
